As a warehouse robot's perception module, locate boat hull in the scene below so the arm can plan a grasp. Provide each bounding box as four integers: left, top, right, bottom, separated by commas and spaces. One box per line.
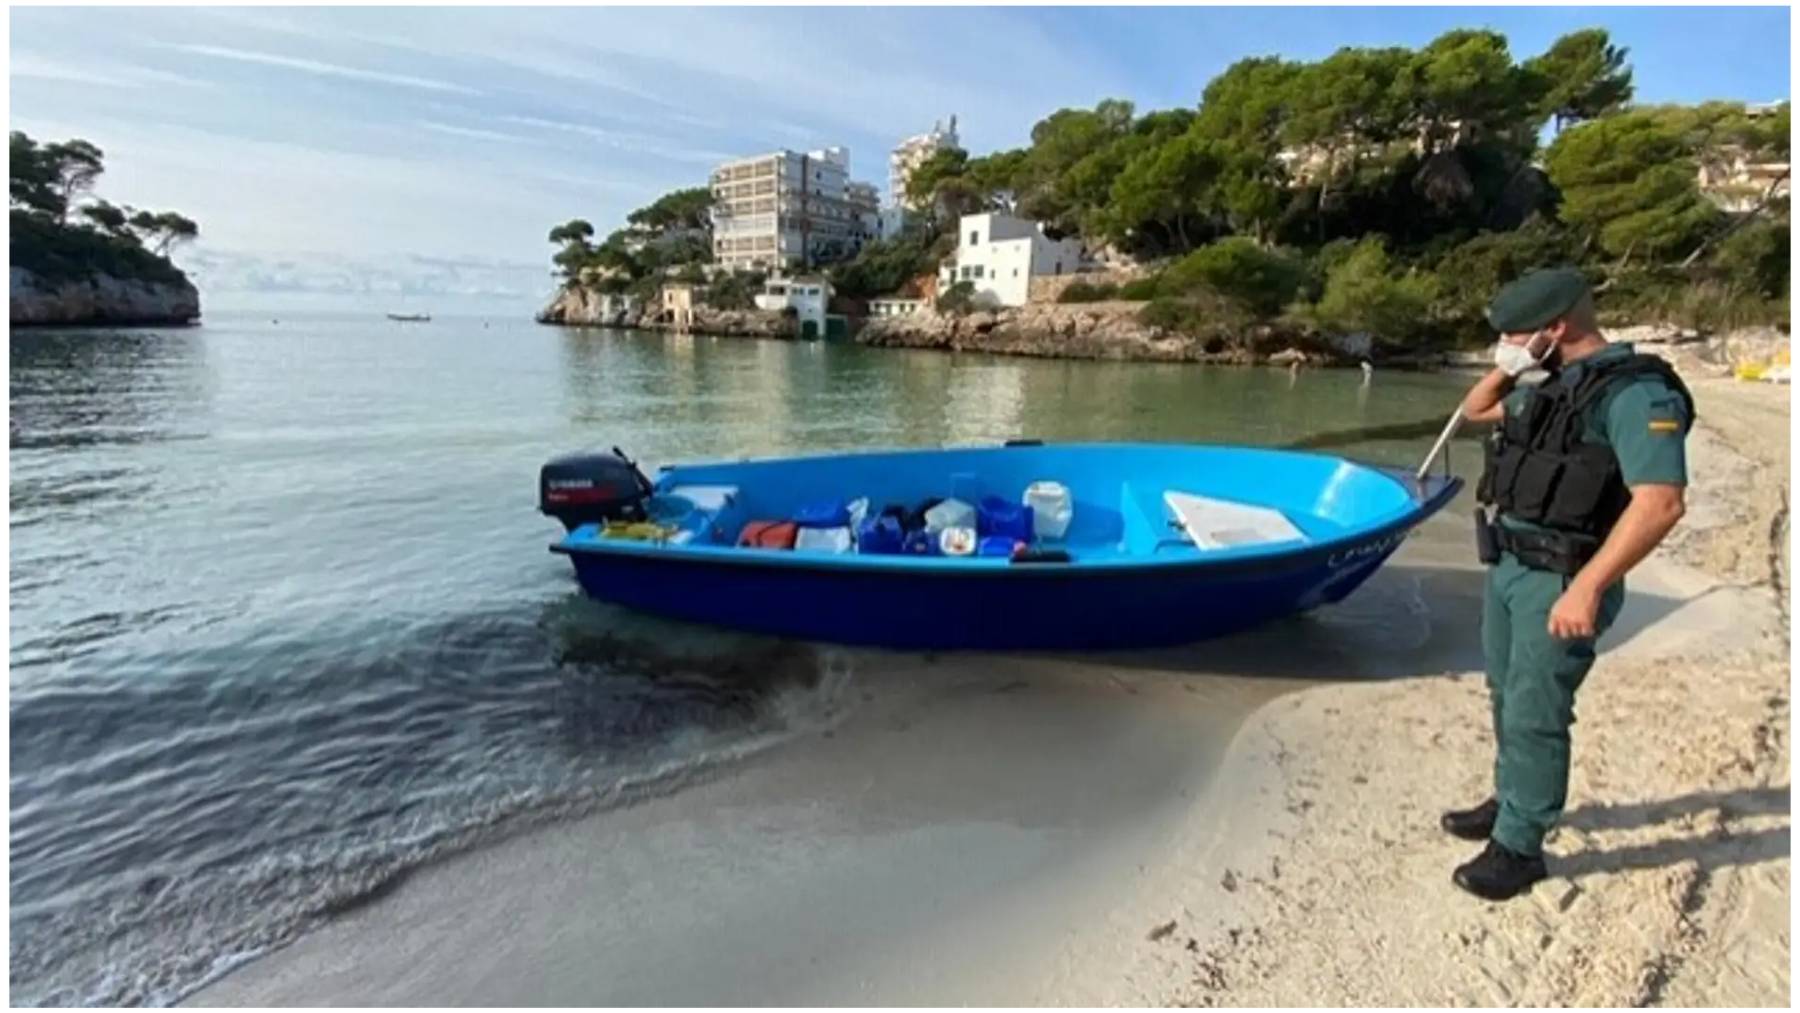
556, 488, 1454, 649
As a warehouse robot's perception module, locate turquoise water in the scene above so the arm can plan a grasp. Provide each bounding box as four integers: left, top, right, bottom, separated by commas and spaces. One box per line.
9, 311, 1479, 1004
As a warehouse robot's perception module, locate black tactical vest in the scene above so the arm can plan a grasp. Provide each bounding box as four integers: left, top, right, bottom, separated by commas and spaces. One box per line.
1477, 353, 1695, 539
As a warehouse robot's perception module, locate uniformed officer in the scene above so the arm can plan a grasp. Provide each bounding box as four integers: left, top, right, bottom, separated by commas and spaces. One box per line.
1444, 267, 1695, 901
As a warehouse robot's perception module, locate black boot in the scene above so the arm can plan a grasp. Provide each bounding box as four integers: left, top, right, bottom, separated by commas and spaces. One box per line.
1440, 797, 1499, 841
1452, 840, 1547, 901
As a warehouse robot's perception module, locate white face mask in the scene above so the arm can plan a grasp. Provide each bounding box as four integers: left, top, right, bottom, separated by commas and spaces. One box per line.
1493, 331, 1552, 376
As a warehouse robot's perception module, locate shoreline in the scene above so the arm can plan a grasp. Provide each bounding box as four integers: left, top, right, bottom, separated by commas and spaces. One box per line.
1092, 374, 1791, 1006
538, 297, 1785, 377
183, 379, 1787, 1007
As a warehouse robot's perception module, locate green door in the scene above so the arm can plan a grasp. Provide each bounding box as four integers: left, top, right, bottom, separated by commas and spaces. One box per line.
801, 319, 820, 341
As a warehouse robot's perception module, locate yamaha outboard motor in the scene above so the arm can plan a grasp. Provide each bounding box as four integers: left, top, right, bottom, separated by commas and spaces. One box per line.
539, 446, 654, 532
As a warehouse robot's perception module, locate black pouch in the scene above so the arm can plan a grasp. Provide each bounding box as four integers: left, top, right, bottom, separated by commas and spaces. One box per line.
1499, 526, 1600, 576
1475, 508, 1500, 565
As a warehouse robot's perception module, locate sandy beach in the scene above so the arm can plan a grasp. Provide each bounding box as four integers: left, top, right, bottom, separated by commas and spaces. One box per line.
189, 377, 1788, 1008
1095, 375, 1792, 1007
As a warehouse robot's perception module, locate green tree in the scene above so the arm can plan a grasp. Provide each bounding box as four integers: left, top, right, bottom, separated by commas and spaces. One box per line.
77, 199, 130, 237
1524, 29, 1634, 133
1400, 30, 1535, 151
1713, 220, 1789, 300
1192, 59, 1305, 243
548, 218, 595, 245
1546, 111, 1720, 264
1283, 47, 1413, 238
829, 228, 940, 299
966, 148, 1029, 213
1194, 57, 1303, 156
1104, 128, 1221, 251
1017, 99, 1137, 226
625, 187, 714, 233
1160, 237, 1307, 315
904, 147, 974, 218
1303, 237, 1439, 344
126, 210, 199, 255
39, 138, 105, 223
9, 131, 64, 218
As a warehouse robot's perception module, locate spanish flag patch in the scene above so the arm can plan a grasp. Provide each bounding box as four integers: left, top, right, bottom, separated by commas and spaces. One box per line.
1648, 419, 1682, 433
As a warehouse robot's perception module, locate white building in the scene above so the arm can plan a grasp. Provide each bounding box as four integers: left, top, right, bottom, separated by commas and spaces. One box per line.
710, 146, 880, 271
889, 116, 961, 212
662, 283, 696, 331
868, 297, 927, 317
938, 212, 1087, 308
754, 274, 832, 336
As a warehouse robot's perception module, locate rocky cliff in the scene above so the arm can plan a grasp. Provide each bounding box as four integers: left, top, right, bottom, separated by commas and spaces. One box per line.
856, 301, 1368, 366
536, 284, 792, 338
10, 267, 200, 327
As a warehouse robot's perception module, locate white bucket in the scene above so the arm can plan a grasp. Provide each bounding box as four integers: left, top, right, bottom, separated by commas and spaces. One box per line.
1024, 481, 1073, 540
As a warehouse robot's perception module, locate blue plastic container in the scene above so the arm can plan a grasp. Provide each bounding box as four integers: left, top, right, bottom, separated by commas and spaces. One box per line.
977, 496, 1035, 542
978, 535, 1022, 557
855, 515, 905, 555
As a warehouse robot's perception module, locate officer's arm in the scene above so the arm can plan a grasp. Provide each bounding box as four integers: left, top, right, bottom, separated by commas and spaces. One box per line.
1569, 484, 1687, 597
1460, 368, 1515, 424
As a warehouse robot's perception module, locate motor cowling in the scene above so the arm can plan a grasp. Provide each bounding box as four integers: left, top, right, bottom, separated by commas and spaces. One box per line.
539, 448, 653, 531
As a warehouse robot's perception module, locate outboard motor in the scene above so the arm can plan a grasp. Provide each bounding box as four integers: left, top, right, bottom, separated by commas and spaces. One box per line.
539, 446, 654, 532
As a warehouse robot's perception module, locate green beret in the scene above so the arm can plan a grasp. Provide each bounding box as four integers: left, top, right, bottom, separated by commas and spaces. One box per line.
1485, 267, 1591, 333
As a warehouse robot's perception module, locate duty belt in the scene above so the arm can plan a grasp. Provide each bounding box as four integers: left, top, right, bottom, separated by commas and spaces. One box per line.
1495, 522, 1602, 577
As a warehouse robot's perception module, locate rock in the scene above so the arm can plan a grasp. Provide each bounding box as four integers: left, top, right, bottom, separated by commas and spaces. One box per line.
537, 284, 790, 338
10, 267, 199, 327
1324, 331, 1374, 360
1609, 323, 1703, 346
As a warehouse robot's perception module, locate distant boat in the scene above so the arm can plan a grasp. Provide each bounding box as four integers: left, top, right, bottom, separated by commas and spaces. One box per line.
387, 312, 431, 322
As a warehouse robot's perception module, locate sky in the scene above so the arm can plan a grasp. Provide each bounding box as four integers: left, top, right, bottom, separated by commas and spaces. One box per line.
9, 5, 1792, 316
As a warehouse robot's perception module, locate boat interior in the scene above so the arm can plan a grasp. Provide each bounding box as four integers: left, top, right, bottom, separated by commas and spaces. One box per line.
567, 444, 1427, 566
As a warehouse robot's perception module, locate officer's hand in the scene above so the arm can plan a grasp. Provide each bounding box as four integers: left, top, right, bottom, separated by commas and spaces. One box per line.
1547, 584, 1600, 640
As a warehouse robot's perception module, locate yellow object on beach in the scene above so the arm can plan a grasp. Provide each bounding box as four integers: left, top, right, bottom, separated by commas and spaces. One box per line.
1734, 346, 1791, 383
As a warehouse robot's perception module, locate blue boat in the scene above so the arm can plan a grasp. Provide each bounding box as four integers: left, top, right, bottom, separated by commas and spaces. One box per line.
540, 442, 1461, 650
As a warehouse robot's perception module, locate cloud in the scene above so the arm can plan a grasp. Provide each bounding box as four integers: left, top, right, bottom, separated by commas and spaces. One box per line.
418, 121, 531, 145
10, 52, 211, 89
162, 42, 481, 95
497, 114, 736, 165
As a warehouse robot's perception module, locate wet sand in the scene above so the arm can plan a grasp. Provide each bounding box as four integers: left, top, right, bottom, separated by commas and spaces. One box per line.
190, 525, 1483, 1005
190, 380, 1786, 1007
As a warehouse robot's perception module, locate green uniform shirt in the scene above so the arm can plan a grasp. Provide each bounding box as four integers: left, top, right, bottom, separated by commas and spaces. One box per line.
1499, 342, 1691, 532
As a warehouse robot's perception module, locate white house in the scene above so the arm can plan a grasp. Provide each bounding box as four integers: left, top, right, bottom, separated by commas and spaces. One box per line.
754, 275, 832, 337
868, 297, 927, 318
938, 212, 1087, 308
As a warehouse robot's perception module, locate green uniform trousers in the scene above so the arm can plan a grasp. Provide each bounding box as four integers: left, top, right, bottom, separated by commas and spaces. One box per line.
1481, 552, 1626, 856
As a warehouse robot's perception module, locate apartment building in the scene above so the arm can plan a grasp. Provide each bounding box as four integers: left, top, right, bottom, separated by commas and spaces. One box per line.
889, 116, 961, 212
710, 146, 879, 271
845, 180, 883, 246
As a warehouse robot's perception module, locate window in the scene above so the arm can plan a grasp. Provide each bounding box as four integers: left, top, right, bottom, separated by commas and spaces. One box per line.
1054, 261, 1062, 275
972, 265, 984, 279
960, 266, 973, 280
968, 230, 979, 246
